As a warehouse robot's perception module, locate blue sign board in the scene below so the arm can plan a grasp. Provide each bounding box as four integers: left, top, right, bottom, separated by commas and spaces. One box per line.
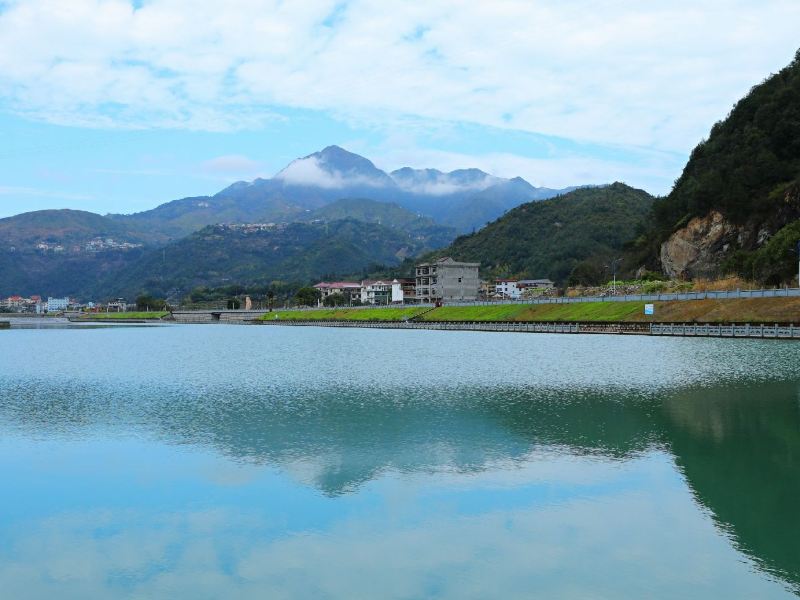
644, 303, 655, 315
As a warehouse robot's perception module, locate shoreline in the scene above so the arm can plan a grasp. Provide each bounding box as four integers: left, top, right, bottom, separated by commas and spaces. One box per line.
252, 318, 800, 340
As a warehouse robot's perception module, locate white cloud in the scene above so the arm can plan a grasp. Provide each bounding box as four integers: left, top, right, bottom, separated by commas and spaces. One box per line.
275, 156, 341, 188
378, 147, 683, 193
275, 156, 387, 188
392, 171, 500, 196
0, 0, 797, 153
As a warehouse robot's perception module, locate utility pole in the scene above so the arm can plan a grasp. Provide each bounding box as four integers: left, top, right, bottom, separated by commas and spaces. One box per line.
607, 258, 623, 295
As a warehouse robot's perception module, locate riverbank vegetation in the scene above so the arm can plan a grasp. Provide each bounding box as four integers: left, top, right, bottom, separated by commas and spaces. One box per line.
259, 297, 800, 324
260, 307, 429, 321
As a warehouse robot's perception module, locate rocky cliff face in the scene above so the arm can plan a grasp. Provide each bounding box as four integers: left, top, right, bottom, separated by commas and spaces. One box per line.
660, 211, 737, 279
660, 183, 800, 280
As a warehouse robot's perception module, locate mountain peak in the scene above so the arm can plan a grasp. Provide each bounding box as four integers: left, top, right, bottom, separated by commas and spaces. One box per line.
275, 145, 394, 189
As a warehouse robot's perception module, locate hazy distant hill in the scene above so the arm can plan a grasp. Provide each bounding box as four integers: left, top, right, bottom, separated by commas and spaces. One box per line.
426, 183, 654, 284
0, 210, 153, 297
110, 146, 578, 237
103, 218, 441, 298
0, 209, 159, 247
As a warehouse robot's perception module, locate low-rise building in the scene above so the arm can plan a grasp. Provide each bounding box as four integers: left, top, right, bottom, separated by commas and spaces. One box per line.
518, 278, 554, 290
106, 298, 128, 312
5, 295, 24, 309
415, 257, 480, 303
518, 279, 555, 297
357, 279, 411, 304
313, 282, 362, 305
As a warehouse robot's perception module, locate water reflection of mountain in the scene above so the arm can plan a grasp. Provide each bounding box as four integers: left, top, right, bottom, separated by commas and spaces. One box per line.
661, 382, 800, 592
2, 379, 799, 590
150, 386, 660, 493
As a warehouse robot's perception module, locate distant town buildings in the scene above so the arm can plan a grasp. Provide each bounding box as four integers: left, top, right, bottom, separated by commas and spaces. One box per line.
83, 237, 143, 252
33, 238, 142, 254
315, 260, 485, 306
217, 223, 284, 233
415, 257, 480, 302
2, 294, 128, 314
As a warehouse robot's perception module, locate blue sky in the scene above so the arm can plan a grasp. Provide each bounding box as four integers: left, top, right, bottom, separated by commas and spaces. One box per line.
1, 0, 799, 218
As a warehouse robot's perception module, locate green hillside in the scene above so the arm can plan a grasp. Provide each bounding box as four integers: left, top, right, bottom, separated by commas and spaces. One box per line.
0, 210, 154, 297
305, 198, 457, 250
640, 49, 800, 282
105, 219, 435, 298
0, 209, 159, 246
423, 183, 654, 284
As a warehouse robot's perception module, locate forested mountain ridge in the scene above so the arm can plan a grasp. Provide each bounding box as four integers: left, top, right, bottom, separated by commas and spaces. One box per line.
0, 210, 152, 297
101, 218, 445, 298
0, 209, 162, 247
423, 183, 654, 285
642, 49, 800, 283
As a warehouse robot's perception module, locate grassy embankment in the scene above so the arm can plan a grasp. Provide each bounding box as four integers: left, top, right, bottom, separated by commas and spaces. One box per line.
261, 297, 800, 323
79, 311, 169, 320
262, 307, 429, 321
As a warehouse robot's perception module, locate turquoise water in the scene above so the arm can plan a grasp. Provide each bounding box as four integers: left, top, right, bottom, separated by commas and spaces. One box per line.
1, 325, 799, 599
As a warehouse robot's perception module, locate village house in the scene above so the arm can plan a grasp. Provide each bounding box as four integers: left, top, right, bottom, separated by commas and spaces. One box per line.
415, 257, 480, 303
495, 279, 521, 299
313, 282, 362, 305
360, 279, 407, 305
396, 278, 416, 303
518, 279, 555, 296
105, 298, 127, 312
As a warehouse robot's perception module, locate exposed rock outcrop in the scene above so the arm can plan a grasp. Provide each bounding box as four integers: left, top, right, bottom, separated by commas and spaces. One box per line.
660, 211, 737, 279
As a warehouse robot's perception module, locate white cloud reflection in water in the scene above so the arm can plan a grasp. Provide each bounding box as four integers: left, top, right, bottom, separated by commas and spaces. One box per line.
0, 444, 794, 600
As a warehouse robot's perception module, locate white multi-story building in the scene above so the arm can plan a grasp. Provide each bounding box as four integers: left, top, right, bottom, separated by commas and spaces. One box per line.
495, 279, 521, 299
360, 280, 405, 305
46, 297, 69, 312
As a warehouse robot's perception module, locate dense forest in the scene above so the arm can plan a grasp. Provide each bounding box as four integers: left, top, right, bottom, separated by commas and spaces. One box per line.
101, 219, 440, 298
632, 49, 800, 282
423, 183, 654, 285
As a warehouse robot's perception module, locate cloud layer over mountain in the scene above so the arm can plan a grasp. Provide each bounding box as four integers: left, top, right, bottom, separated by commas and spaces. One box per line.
1, 0, 798, 153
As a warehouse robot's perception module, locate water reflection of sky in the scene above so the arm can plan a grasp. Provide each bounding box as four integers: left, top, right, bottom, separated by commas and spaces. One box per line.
0, 438, 792, 599
1, 326, 799, 598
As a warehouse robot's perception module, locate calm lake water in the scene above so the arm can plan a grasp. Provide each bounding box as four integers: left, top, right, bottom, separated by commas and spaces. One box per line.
1, 324, 799, 599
